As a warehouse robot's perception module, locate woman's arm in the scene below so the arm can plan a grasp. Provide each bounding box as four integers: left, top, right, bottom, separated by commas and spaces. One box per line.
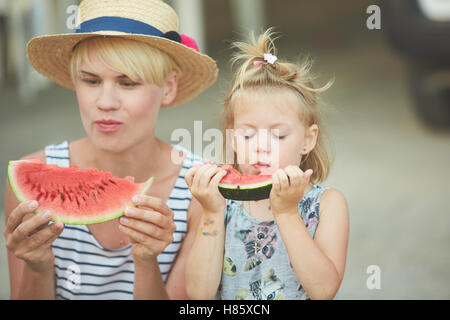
275, 188, 349, 300
4, 151, 61, 299
133, 258, 169, 299
118, 196, 177, 299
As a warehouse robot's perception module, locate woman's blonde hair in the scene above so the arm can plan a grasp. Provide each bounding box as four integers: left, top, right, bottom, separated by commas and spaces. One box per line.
222, 28, 333, 183
70, 36, 181, 87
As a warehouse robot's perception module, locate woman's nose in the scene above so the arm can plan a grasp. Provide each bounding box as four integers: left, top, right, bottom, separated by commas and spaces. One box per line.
96, 83, 120, 111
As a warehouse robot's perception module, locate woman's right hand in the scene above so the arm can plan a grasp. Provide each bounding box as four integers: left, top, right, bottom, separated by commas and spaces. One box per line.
184, 163, 227, 214
4, 200, 64, 273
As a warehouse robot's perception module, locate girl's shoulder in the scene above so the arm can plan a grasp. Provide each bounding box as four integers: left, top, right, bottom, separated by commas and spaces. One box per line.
319, 188, 347, 206
318, 188, 348, 219
302, 185, 347, 207
297, 185, 346, 218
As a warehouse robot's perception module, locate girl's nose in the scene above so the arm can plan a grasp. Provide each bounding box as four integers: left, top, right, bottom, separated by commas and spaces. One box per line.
96, 83, 120, 111
255, 130, 271, 153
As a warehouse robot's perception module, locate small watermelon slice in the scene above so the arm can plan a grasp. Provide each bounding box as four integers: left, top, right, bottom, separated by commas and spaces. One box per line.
8, 159, 153, 225
218, 165, 273, 201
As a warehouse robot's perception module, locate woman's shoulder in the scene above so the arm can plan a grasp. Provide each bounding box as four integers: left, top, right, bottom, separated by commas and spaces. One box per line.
13, 141, 70, 167
20, 149, 46, 162
20, 141, 69, 160
171, 144, 205, 169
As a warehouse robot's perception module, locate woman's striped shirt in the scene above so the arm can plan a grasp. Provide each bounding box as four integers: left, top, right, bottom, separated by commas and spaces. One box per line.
45, 140, 203, 300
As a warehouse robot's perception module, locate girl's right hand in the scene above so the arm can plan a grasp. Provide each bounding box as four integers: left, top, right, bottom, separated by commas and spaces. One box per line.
184, 163, 227, 214
4, 200, 64, 273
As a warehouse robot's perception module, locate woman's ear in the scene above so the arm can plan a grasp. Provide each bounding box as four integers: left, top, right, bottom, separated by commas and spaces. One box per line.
302, 124, 319, 155
161, 71, 178, 105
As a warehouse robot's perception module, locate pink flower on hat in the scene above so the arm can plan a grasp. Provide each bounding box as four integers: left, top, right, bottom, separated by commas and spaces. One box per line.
180, 34, 199, 52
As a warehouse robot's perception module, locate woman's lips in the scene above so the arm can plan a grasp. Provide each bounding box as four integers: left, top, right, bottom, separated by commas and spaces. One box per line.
94, 120, 123, 132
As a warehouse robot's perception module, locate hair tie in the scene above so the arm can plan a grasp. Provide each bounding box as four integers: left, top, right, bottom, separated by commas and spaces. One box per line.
253, 53, 278, 66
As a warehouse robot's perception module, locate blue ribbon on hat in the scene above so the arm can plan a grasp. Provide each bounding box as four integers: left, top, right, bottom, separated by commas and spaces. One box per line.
76, 16, 180, 42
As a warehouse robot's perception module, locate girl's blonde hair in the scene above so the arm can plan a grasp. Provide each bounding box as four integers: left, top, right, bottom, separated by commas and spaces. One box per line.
222, 28, 333, 183
70, 36, 181, 87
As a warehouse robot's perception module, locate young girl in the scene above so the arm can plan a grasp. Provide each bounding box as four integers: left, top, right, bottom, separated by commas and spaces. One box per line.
185, 29, 349, 300
4, 0, 217, 299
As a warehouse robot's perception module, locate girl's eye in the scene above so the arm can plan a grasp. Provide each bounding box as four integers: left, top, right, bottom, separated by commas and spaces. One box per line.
257, 232, 265, 239
243, 132, 255, 140
271, 132, 287, 140
267, 292, 275, 300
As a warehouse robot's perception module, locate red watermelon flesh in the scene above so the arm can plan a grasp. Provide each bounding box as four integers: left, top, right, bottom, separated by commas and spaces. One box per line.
8, 159, 153, 225
218, 165, 274, 201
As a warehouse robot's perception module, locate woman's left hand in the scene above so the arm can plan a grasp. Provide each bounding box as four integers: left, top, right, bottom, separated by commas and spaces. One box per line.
119, 195, 176, 264
270, 166, 313, 216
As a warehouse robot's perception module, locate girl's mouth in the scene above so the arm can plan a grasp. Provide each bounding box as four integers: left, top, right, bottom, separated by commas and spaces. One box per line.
252, 162, 272, 173
94, 120, 123, 132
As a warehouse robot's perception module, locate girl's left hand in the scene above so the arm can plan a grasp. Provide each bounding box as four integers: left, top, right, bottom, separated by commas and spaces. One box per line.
270, 166, 313, 216
119, 195, 176, 264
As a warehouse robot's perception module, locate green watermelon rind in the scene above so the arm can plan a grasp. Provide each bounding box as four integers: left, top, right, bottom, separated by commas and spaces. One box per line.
7, 160, 154, 225
218, 180, 273, 201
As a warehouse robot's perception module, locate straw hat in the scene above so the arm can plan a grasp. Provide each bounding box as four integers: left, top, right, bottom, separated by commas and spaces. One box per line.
26, 0, 218, 108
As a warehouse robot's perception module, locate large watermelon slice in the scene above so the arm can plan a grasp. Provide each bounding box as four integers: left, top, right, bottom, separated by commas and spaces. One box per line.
218, 165, 273, 201
8, 159, 153, 225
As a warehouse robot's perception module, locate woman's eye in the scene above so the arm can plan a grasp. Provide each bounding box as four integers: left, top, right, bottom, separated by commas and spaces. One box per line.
120, 81, 140, 87
82, 78, 100, 85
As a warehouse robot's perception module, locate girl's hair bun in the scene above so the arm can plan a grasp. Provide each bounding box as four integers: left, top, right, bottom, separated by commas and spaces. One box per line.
228, 27, 333, 105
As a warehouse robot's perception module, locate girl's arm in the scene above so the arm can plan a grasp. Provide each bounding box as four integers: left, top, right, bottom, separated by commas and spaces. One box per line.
275, 188, 349, 300
184, 164, 227, 299
185, 208, 226, 299
164, 197, 203, 299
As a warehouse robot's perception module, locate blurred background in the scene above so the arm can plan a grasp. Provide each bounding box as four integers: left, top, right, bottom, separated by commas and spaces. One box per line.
0, 0, 449, 299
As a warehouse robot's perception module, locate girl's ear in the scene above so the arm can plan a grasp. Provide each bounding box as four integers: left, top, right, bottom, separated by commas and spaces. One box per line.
302, 124, 319, 155
161, 71, 178, 105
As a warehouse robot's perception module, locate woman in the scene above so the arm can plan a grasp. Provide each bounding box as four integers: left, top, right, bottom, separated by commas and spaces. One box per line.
4, 0, 217, 299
